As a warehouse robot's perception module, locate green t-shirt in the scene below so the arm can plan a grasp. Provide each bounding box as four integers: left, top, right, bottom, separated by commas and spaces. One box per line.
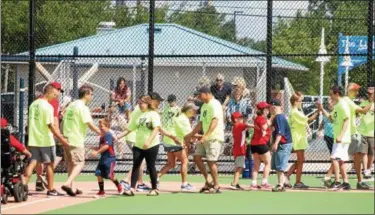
358, 100, 374, 137
128, 110, 161, 149
200, 98, 225, 142
288, 108, 309, 150
62, 100, 93, 148
343, 96, 360, 135
28, 99, 55, 147
332, 98, 351, 144
162, 105, 181, 145
173, 113, 192, 146
125, 105, 143, 143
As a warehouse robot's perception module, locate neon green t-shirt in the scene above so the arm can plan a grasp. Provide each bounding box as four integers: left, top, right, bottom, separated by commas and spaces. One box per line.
332, 98, 351, 144
358, 100, 374, 137
28, 99, 55, 147
288, 108, 309, 150
162, 105, 181, 145
62, 100, 93, 148
172, 113, 192, 146
125, 105, 143, 143
200, 98, 224, 142
128, 110, 161, 149
343, 96, 360, 135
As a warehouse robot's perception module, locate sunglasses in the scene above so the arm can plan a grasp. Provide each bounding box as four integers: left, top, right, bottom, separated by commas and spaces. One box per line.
216, 79, 223, 82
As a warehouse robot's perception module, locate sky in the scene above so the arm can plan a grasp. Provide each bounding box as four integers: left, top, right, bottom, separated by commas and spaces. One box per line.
113, 0, 310, 41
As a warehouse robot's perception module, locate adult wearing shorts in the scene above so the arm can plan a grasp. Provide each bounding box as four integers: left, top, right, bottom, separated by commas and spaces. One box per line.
23, 84, 69, 196
343, 83, 373, 190
61, 85, 102, 196
285, 92, 319, 189
269, 99, 293, 192
319, 86, 352, 190
358, 85, 374, 179
250, 102, 272, 190
185, 86, 225, 194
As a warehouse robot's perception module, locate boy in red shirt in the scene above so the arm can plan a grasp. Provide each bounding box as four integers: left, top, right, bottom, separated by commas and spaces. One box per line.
230, 112, 253, 190
1, 118, 32, 158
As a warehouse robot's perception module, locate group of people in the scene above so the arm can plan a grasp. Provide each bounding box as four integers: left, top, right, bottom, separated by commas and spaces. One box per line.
3, 74, 374, 198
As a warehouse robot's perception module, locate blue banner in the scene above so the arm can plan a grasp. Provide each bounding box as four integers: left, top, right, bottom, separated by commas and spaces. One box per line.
338, 35, 375, 76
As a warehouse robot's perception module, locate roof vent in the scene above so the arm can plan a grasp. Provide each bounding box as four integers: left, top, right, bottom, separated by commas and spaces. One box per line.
97, 21, 116, 35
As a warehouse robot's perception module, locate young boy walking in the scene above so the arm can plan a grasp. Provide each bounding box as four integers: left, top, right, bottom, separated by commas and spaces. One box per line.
230, 112, 253, 190
91, 119, 123, 197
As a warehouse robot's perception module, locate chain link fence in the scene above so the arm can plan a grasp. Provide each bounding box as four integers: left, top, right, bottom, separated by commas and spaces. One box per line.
1, 0, 374, 174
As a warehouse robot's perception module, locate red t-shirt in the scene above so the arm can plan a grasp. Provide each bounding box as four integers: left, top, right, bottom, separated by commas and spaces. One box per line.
10, 135, 26, 152
232, 123, 248, 157
251, 116, 271, 146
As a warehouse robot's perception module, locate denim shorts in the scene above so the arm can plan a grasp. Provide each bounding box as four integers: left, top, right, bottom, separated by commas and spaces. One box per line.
271, 143, 292, 172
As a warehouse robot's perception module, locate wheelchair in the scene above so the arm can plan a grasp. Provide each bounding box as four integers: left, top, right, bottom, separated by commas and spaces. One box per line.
1, 129, 29, 204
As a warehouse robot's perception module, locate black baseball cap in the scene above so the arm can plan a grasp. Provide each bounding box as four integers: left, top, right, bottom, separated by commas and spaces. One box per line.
167, 94, 177, 102
270, 99, 281, 106
198, 86, 211, 94
149, 92, 164, 101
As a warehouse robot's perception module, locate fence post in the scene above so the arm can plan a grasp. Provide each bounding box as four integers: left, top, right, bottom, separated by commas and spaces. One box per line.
266, 0, 273, 102
368, 0, 374, 86
148, 0, 155, 94
110, 78, 114, 106
28, 0, 36, 107
19, 78, 25, 144
72, 46, 79, 99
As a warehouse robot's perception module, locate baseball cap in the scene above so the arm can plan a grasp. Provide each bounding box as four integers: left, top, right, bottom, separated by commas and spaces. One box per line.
198, 86, 211, 94
270, 99, 281, 106
149, 92, 164, 101
257, 101, 271, 109
182, 102, 199, 112
1, 118, 8, 128
231, 112, 243, 122
348, 83, 360, 91
50, 82, 64, 93
167, 94, 177, 102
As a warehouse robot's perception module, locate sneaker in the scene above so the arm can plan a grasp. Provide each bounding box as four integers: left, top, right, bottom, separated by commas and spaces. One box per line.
294, 182, 309, 189
363, 170, 373, 179
61, 185, 76, 197
272, 185, 286, 192
322, 178, 332, 187
209, 187, 222, 194
261, 183, 273, 189
250, 184, 261, 190
329, 181, 342, 189
283, 182, 293, 189
120, 180, 130, 191
199, 182, 213, 193
35, 181, 45, 192
137, 183, 151, 192
94, 191, 105, 198
47, 189, 64, 197
117, 183, 124, 195
357, 182, 371, 190
340, 182, 351, 191
181, 183, 194, 191
75, 189, 83, 195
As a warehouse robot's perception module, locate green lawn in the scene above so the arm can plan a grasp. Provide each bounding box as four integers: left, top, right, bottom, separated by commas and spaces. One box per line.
42, 174, 374, 214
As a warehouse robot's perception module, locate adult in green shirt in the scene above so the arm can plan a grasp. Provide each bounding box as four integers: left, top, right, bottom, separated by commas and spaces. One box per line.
344, 83, 373, 190
185, 86, 225, 194
158, 102, 199, 191
61, 85, 102, 196
320, 85, 351, 190
358, 86, 374, 179
23, 84, 69, 197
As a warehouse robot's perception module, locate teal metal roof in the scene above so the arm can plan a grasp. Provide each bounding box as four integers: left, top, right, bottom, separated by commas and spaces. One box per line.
17, 23, 307, 71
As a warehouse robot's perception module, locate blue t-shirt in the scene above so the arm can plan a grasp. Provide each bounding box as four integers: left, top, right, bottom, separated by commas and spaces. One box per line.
272, 114, 292, 144
99, 132, 115, 163
323, 116, 334, 138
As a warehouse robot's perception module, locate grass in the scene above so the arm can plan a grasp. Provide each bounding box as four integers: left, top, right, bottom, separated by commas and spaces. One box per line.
41, 174, 374, 214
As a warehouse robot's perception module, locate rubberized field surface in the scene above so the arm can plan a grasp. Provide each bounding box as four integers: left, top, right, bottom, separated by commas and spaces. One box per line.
1, 175, 374, 214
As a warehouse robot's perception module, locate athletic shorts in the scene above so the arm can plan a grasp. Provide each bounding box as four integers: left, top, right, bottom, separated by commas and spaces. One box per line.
29, 146, 56, 164
234, 156, 245, 168
363, 136, 375, 156
271, 143, 292, 172
55, 144, 64, 158
163, 143, 184, 153
95, 160, 116, 179
250, 145, 269, 155
324, 136, 334, 154
194, 140, 222, 161
331, 143, 350, 161
348, 134, 367, 155
64, 146, 85, 166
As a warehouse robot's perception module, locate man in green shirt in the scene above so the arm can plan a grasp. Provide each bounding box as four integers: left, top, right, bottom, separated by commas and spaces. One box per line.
23, 84, 69, 197
344, 83, 373, 190
61, 85, 101, 196
358, 86, 374, 179
185, 87, 224, 194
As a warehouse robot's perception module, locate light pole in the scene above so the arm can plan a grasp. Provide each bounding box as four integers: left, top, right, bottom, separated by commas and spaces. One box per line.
341, 36, 353, 95
315, 27, 330, 103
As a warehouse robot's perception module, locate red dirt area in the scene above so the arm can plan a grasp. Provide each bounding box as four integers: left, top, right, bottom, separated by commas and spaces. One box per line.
1, 181, 119, 214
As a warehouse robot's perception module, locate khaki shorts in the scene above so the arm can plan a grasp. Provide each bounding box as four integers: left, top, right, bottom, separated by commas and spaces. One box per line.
64, 146, 85, 166
363, 136, 375, 156
234, 156, 246, 168
194, 140, 222, 161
